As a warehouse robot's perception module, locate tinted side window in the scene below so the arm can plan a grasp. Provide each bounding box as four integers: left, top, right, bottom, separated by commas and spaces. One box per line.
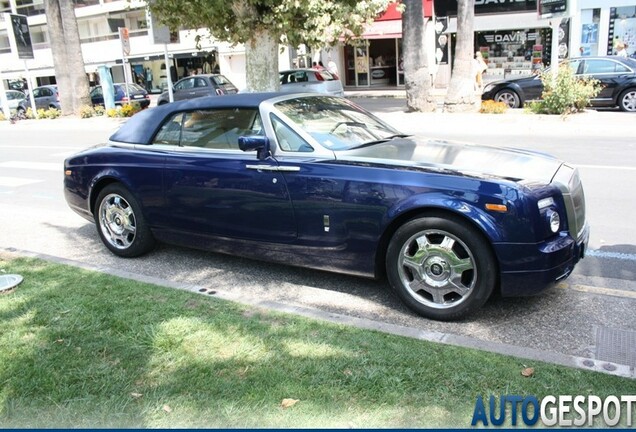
180, 109, 262, 150
152, 113, 184, 146
33, 89, 41, 98
583, 60, 620, 74
194, 78, 208, 88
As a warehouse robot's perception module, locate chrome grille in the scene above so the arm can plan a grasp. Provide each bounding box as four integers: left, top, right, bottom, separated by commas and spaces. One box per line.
552, 164, 587, 239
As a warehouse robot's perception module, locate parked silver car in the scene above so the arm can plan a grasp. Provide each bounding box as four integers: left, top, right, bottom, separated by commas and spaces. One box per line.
5, 90, 26, 113
279, 69, 344, 96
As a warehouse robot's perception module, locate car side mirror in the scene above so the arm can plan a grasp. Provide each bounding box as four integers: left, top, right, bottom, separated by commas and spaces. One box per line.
239, 135, 270, 160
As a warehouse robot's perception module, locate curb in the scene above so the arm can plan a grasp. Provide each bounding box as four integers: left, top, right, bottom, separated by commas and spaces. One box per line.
2, 246, 633, 380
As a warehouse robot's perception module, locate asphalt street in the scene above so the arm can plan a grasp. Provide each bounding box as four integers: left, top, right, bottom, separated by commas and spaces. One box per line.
1, 99, 635, 378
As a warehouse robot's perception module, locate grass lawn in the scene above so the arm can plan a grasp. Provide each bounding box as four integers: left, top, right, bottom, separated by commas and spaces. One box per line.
0, 255, 633, 428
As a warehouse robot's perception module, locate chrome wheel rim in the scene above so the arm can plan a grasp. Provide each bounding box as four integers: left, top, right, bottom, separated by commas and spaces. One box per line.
397, 229, 476, 309
98, 193, 137, 250
622, 91, 636, 112
496, 92, 517, 108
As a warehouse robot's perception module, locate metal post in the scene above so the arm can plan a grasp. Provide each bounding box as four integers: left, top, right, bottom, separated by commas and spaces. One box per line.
550, 18, 562, 81
24, 60, 37, 118
0, 68, 11, 119
164, 44, 174, 102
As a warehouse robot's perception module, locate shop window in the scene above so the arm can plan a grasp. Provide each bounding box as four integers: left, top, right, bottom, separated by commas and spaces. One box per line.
609, 7, 636, 56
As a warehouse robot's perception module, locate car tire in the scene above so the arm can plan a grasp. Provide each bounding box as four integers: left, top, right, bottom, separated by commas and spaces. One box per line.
618, 88, 636, 112
495, 89, 521, 109
94, 184, 156, 258
386, 216, 496, 321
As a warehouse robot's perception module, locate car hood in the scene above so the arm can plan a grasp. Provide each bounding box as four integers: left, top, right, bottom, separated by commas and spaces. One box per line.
336, 137, 563, 183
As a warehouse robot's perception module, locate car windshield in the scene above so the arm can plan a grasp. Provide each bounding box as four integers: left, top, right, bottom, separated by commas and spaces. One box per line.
273, 96, 403, 151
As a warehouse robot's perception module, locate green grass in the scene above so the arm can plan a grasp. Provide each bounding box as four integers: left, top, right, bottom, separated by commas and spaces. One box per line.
0, 255, 632, 428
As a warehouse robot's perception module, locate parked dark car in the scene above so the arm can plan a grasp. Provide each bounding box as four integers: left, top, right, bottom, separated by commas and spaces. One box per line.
31, 85, 60, 110
482, 56, 636, 112
63, 93, 588, 321
90, 83, 150, 109
279, 68, 344, 96
157, 74, 238, 105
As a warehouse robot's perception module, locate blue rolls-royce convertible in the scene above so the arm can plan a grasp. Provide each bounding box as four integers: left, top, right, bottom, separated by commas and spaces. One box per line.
63, 93, 588, 320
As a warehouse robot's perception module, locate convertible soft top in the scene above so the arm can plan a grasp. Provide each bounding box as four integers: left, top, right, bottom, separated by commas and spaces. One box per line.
109, 92, 283, 145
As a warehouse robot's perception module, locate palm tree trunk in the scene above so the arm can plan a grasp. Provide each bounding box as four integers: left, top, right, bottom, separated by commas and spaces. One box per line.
443, 0, 479, 113
44, 0, 72, 115
402, 0, 436, 112
60, 1, 91, 112
244, 29, 280, 92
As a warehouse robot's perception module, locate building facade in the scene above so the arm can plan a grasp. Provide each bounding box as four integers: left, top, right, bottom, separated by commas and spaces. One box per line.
2, 0, 635, 94
0, 0, 292, 92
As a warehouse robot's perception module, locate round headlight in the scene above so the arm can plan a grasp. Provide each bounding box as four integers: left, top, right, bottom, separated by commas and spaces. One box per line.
547, 210, 560, 233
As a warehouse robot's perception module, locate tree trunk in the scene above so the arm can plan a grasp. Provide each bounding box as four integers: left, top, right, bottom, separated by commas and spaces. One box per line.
443, 0, 479, 113
402, 0, 436, 112
244, 29, 279, 92
44, 0, 72, 115
60, 0, 90, 113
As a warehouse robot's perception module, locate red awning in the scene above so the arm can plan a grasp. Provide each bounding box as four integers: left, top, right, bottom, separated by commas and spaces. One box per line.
362, 19, 402, 39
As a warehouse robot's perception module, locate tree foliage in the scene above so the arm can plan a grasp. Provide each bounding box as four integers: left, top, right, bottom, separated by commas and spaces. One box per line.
150, 0, 392, 47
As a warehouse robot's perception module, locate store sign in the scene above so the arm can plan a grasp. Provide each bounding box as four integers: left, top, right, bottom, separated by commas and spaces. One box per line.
537, 0, 568, 18
5, 13, 34, 60
119, 27, 131, 56
434, 0, 536, 16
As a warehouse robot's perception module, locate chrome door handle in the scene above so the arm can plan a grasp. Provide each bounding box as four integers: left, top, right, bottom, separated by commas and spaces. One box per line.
246, 165, 300, 172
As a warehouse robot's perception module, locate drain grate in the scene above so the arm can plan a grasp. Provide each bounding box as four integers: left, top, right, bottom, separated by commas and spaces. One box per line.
595, 326, 636, 369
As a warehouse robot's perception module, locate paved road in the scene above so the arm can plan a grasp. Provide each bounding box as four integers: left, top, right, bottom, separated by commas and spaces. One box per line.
1, 102, 635, 374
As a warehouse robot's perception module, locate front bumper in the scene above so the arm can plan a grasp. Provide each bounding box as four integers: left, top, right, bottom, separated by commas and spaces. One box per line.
495, 223, 590, 297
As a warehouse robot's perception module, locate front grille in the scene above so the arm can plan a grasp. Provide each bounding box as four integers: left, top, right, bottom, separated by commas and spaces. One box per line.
552, 164, 587, 239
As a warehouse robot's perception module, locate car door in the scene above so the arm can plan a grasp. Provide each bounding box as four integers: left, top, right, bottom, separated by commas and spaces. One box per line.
172, 78, 196, 101
579, 58, 629, 104
191, 77, 214, 98
157, 108, 297, 242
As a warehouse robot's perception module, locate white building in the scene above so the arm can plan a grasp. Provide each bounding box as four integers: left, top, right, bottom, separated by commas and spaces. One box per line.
0, 0, 294, 92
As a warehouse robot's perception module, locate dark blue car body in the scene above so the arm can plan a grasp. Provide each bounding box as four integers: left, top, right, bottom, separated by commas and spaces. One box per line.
64, 93, 588, 320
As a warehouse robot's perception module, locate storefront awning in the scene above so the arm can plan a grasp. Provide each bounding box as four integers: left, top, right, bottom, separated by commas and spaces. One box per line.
362, 19, 402, 39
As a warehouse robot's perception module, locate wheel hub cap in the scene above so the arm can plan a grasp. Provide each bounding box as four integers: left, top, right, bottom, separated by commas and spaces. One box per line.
397, 229, 476, 309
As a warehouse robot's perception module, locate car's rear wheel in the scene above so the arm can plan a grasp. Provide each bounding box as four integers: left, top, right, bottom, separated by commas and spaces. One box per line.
618, 88, 636, 112
94, 184, 155, 257
386, 216, 496, 321
495, 89, 521, 108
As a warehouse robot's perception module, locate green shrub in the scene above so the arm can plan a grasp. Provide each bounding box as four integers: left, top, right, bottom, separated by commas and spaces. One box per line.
528, 64, 602, 115
46, 107, 61, 119
94, 105, 105, 116
25, 107, 35, 119
480, 100, 508, 114
79, 105, 95, 118
106, 107, 119, 118
0, 112, 5, 121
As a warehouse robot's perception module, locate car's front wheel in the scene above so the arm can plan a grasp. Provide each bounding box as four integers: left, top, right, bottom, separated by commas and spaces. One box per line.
618, 88, 636, 112
94, 184, 156, 257
495, 89, 521, 108
386, 216, 496, 321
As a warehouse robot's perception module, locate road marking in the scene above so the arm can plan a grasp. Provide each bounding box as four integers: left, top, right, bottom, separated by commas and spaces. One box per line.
559, 283, 636, 300
0, 161, 60, 171
576, 164, 636, 171
586, 249, 636, 261
0, 177, 41, 187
